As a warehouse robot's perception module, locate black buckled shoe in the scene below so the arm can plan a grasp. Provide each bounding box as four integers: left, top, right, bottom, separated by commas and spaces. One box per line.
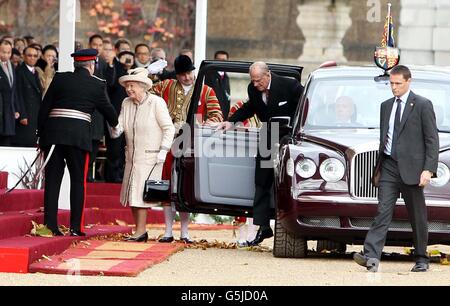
69, 229, 86, 237
50, 229, 64, 237
126, 232, 148, 243
411, 262, 429, 272
248, 228, 273, 247
159, 236, 174, 243
180, 237, 194, 244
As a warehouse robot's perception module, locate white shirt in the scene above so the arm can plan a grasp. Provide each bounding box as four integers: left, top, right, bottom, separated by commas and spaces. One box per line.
385, 90, 410, 156
262, 78, 272, 105
182, 84, 193, 96
26, 64, 35, 74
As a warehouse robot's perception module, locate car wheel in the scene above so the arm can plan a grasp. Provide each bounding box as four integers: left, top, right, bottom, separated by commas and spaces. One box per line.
316, 240, 347, 253
273, 213, 307, 258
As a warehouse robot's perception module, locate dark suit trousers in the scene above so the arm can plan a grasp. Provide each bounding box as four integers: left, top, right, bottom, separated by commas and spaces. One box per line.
44, 145, 89, 232
253, 155, 274, 228
364, 157, 429, 263
104, 133, 125, 183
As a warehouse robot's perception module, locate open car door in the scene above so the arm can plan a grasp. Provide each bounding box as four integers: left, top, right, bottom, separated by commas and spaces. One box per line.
172, 61, 303, 217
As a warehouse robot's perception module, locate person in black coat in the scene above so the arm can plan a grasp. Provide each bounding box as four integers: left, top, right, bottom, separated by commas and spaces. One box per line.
217, 62, 304, 246
0, 39, 20, 146
205, 51, 231, 119
37, 49, 119, 237
13, 46, 42, 147
102, 50, 132, 183
88, 34, 109, 181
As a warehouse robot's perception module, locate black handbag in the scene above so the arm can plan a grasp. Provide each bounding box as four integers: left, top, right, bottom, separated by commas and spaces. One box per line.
143, 164, 170, 203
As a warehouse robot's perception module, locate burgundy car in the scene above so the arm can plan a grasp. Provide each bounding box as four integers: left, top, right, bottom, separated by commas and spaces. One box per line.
172, 62, 450, 258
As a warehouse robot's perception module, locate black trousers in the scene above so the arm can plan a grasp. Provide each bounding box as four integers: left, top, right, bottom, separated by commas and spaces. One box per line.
363, 157, 429, 263
88, 140, 101, 182
104, 133, 125, 183
252, 155, 274, 228
44, 145, 89, 232
0, 136, 11, 146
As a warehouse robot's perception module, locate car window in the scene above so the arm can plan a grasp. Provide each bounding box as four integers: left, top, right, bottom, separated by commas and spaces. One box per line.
304, 77, 450, 132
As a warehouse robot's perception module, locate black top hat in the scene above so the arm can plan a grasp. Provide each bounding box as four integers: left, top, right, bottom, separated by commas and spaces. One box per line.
174, 55, 195, 74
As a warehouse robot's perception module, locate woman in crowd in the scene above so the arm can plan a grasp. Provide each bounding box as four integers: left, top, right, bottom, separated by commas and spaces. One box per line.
35, 45, 58, 96
112, 68, 175, 242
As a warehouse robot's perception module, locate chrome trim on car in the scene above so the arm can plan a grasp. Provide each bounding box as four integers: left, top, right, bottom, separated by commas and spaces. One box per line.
297, 195, 450, 207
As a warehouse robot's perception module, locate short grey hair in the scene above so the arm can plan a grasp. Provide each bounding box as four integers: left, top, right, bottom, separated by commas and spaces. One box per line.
74, 60, 95, 70
250, 61, 269, 75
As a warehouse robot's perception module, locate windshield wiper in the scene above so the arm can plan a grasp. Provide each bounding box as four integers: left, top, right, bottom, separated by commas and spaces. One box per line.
438, 129, 450, 133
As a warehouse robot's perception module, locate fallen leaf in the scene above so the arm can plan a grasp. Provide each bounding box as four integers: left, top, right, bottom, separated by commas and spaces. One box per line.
42, 255, 52, 261
115, 219, 128, 226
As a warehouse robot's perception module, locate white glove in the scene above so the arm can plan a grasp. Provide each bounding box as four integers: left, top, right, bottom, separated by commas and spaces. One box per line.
157, 149, 168, 163
110, 124, 124, 139
148, 59, 168, 75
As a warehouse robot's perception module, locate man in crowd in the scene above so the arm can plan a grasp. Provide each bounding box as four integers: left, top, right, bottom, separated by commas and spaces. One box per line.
13, 45, 42, 147
0, 39, 19, 146
205, 50, 231, 119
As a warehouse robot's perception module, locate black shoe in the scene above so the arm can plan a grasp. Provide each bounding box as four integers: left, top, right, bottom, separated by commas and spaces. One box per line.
127, 232, 148, 243
69, 229, 86, 237
353, 252, 379, 272
180, 237, 194, 244
248, 228, 273, 246
159, 236, 174, 243
50, 228, 64, 237
411, 262, 429, 272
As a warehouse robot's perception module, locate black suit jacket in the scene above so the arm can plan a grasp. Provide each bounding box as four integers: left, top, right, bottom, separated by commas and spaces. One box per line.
13, 63, 42, 146
229, 73, 303, 124
0, 61, 19, 136
91, 58, 109, 141
205, 71, 231, 119
378, 91, 439, 185
38, 68, 118, 152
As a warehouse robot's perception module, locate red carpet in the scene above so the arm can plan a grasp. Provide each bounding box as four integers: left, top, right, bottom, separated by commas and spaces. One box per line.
0, 172, 7, 189
0, 180, 164, 274
29, 240, 184, 277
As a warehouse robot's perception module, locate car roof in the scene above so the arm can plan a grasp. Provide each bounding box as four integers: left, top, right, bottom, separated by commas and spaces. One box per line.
310, 65, 450, 82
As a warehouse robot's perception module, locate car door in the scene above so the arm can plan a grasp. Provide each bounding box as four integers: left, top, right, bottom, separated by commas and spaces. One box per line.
172, 61, 303, 217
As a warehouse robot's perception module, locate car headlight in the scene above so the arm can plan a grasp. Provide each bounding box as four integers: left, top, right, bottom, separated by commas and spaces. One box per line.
431, 162, 450, 187
295, 158, 317, 179
320, 158, 345, 183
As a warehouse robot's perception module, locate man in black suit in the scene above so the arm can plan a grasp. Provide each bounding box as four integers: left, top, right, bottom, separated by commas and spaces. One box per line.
13, 45, 42, 147
205, 51, 231, 119
217, 62, 304, 246
0, 39, 20, 146
88, 34, 109, 181
354, 65, 439, 273
37, 49, 118, 237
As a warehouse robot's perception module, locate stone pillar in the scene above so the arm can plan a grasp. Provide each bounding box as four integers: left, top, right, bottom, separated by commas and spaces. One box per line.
398, 0, 436, 65
297, 0, 352, 63
399, 0, 450, 66
433, 0, 450, 65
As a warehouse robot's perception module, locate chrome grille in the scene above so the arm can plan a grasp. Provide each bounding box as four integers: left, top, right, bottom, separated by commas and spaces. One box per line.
352, 150, 379, 199
300, 217, 341, 228
350, 218, 450, 232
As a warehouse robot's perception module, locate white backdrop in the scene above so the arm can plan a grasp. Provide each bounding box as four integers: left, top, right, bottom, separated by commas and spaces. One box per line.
0, 147, 71, 210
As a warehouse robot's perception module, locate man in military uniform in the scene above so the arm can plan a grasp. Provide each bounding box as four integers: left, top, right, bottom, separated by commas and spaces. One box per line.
37, 49, 119, 237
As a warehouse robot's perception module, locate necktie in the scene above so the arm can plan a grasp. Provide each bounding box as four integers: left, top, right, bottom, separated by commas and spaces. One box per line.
390, 98, 402, 161
2, 62, 12, 86
263, 90, 270, 105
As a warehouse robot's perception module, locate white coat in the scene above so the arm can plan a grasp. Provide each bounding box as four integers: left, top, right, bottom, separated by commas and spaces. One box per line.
113, 93, 175, 208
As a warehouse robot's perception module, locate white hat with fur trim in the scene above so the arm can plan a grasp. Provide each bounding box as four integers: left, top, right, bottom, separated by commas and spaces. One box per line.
119, 67, 153, 91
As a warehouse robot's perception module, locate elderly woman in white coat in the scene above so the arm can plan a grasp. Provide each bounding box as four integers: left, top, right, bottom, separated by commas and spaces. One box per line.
112, 68, 175, 242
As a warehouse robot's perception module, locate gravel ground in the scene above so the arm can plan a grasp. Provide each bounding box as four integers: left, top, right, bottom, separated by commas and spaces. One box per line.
1, 229, 450, 286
